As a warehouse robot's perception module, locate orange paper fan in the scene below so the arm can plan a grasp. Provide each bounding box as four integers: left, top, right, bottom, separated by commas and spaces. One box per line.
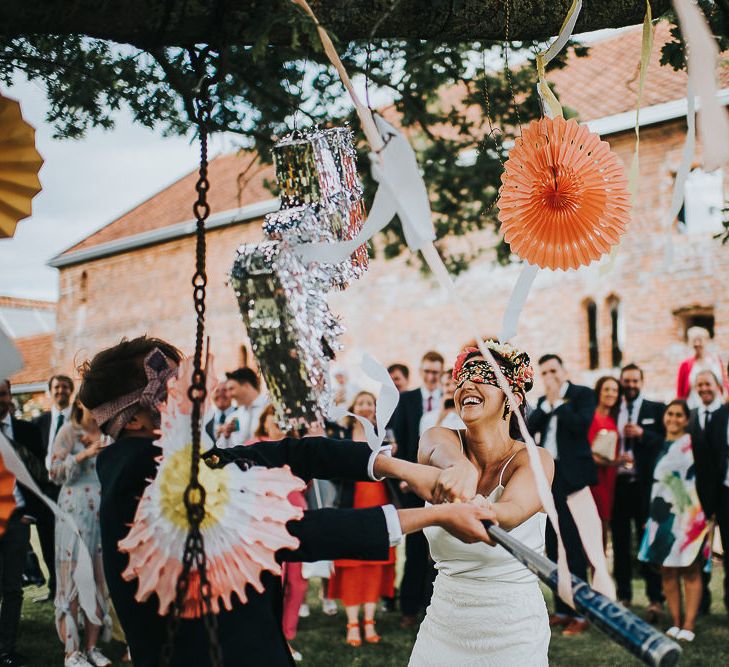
0, 456, 17, 537
498, 116, 631, 271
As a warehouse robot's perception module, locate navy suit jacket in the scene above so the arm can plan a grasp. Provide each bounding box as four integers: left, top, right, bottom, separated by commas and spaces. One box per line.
528, 382, 597, 494
693, 404, 729, 518
390, 388, 425, 507
97, 435, 391, 667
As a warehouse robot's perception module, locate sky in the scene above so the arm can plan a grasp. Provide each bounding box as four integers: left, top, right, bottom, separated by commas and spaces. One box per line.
0, 27, 630, 302
0, 78, 228, 301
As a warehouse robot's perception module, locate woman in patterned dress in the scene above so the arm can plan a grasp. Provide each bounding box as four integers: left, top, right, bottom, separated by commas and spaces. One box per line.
50, 401, 112, 667
639, 399, 708, 642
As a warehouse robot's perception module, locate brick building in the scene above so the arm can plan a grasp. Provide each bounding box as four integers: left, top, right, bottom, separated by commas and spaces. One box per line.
48, 25, 729, 400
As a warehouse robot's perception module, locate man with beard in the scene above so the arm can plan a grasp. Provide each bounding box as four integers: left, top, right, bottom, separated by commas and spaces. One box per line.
612, 363, 665, 618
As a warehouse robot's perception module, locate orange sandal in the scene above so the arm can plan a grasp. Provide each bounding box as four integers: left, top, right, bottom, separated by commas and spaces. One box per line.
364, 619, 381, 644
346, 622, 362, 647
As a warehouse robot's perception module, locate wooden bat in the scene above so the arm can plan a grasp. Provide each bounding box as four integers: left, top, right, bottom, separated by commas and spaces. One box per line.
482, 521, 681, 667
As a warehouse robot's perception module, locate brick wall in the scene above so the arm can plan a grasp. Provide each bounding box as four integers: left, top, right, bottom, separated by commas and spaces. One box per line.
53, 118, 729, 404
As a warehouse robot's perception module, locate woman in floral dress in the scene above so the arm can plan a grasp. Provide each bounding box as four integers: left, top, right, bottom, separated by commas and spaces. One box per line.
50, 401, 113, 667
639, 399, 708, 643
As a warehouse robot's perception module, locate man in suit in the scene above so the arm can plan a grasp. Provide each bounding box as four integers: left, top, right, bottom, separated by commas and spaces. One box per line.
223, 368, 267, 445
528, 354, 596, 636
0, 379, 46, 667
387, 363, 410, 393
203, 382, 235, 443
30, 374, 74, 601
390, 350, 443, 627
689, 369, 724, 614
612, 363, 665, 616
693, 366, 729, 616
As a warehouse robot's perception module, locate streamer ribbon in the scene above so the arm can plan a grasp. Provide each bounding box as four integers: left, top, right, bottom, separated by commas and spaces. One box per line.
328, 353, 399, 453
0, 432, 100, 623
290, 0, 616, 607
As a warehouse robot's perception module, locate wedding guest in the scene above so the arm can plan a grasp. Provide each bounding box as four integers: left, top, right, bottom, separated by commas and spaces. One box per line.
689, 369, 724, 614
528, 354, 596, 636
676, 327, 729, 408
419, 369, 464, 435
694, 366, 729, 619
589, 376, 621, 548
391, 350, 444, 627
223, 368, 267, 444
203, 382, 235, 443
639, 400, 708, 642
613, 364, 665, 618
0, 378, 45, 667
329, 392, 397, 646
332, 369, 359, 408
31, 374, 75, 601
80, 336, 496, 667
49, 400, 112, 667
387, 364, 410, 393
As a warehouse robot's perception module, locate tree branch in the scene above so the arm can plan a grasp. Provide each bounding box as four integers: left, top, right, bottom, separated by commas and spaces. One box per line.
0, 1, 672, 48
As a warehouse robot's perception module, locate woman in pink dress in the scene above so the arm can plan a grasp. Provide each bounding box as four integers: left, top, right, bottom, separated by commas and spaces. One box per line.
589, 376, 621, 548
676, 326, 729, 408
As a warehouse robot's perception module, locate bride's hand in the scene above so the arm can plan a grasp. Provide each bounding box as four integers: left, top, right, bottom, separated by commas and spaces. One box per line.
433, 459, 479, 504
434, 502, 498, 545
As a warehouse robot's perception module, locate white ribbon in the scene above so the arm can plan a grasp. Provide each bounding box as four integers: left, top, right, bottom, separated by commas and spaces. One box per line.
329, 352, 399, 453
673, 0, 729, 172
499, 263, 539, 342
0, 432, 100, 623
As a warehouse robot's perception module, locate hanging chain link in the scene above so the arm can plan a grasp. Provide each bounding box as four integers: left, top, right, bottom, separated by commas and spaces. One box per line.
160, 49, 222, 667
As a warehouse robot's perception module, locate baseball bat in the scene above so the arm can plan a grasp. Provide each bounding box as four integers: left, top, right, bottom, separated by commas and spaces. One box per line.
482, 521, 681, 667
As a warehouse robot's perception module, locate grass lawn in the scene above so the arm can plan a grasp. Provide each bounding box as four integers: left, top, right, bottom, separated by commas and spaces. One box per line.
16, 566, 729, 666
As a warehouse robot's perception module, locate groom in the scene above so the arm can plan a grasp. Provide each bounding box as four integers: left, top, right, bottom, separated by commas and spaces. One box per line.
80, 336, 496, 666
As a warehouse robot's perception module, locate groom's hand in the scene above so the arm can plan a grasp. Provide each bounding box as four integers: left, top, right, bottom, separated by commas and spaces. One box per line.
435, 502, 497, 545
432, 460, 479, 504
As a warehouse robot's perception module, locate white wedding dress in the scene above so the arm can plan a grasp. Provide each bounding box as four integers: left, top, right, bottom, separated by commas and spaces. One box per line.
409, 434, 550, 666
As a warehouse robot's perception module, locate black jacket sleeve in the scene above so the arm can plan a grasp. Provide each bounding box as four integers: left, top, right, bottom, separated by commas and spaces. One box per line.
209, 436, 373, 483
552, 386, 595, 437
279, 507, 390, 563
527, 399, 549, 437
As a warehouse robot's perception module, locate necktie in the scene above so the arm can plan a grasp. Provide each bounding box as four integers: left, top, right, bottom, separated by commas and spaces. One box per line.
218, 411, 226, 425
703, 410, 711, 429
426, 395, 433, 412
624, 402, 635, 453
56, 413, 65, 436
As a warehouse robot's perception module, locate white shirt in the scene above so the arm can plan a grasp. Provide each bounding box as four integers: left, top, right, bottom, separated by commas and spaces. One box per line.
419, 409, 465, 436
229, 393, 268, 445
421, 388, 442, 415
698, 398, 722, 430
45, 405, 72, 471
0, 414, 25, 509
367, 446, 402, 547
541, 382, 569, 460
617, 395, 644, 477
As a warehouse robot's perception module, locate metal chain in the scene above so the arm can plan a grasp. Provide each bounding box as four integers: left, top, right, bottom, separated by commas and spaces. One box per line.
502, 0, 522, 134
160, 50, 222, 666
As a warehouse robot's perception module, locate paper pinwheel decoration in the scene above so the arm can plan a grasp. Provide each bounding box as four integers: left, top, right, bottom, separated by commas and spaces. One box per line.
118, 359, 306, 617
0, 456, 16, 537
0, 94, 43, 238
498, 116, 631, 271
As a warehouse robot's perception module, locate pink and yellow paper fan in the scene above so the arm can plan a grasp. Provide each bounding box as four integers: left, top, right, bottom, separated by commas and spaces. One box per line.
118, 358, 306, 617
498, 116, 631, 271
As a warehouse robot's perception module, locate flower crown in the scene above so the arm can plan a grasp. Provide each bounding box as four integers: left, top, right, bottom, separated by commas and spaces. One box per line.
452, 341, 534, 394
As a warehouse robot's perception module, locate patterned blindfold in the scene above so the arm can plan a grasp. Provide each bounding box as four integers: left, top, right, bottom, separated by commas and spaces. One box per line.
453, 345, 534, 397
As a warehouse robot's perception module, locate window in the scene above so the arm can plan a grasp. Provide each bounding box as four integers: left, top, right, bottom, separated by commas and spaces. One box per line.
607, 296, 623, 368
79, 271, 88, 304
585, 299, 599, 370
674, 306, 715, 340
677, 167, 724, 234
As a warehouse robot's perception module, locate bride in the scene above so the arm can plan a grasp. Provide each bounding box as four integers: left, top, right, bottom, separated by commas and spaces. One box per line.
409, 342, 555, 666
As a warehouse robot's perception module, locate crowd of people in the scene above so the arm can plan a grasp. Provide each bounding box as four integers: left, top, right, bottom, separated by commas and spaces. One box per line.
0, 324, 727, 665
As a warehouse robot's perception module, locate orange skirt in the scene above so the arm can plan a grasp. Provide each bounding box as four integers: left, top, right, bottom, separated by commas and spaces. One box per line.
328, 562, 395, 606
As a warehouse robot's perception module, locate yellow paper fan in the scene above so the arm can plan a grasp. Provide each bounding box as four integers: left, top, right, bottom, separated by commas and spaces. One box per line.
0, 94, 43, 238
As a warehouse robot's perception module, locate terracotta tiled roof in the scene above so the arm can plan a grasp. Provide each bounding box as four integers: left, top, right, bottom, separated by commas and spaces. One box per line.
9, 333, 54, 387
60, 151, 275, 256
550, 22, 729, 121
0, 296, 56, 311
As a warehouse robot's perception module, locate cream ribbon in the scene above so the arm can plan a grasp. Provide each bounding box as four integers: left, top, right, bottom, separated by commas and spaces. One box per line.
0, 432, 100, 624
673, 0, 729, 172
290, 0, 616, 607
328, 352, 400, 453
